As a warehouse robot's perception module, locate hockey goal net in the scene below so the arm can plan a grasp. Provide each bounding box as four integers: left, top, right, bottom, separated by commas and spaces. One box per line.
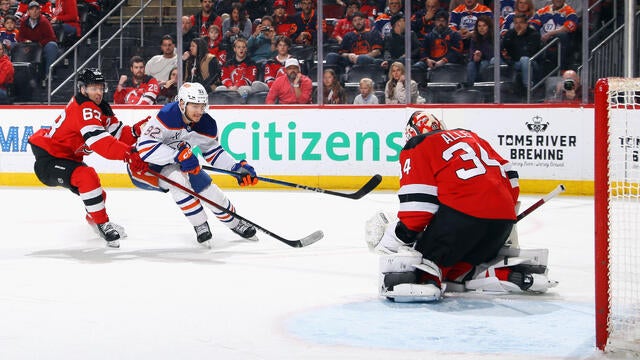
595, 77, 640, 352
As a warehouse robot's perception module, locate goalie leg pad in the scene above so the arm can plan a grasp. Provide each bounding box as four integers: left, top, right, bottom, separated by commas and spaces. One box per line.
382, 282, 443, 303
379, 247, 423, 273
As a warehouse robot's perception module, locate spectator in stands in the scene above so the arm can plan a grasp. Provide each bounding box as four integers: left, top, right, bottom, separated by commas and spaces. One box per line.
381, 12, 420, 70
290, 0, 316, 46
265, 57, 312, 104
415, 10, 463, 70
326, 11, 383, 73
331, 1, 371, 45
322, 68, 346, 104
247, 15, 276, 65
222, 2, 251, 51
0, 43, 13, 103
114, 55, 160, 105
159, 67, 178, 103
181, 15, 198, 52
411, 0, 441, 42
145, 34, 178, 86
530, 0, 578, 69
0, 15, 18, 50
15, 0, 52, 21
353, 77, 379, 104
17, 1, 59, 85
214, 0, 234, 17
465, 15, 493, 85
373, 0, 403, 38
385, 61, 418, 104
500, 0, 535, 37
263, 35, 292, 87
550, 69, 581, 103
182, 37, 221, 93
216, 37, 269, 97
0, 0, 12, 27
245, 0, 272, 23
272, 0, 294, 37
501, 13, 541, 90
191, 0, 222, 38
50, 0, 80, 44
206, 24, 226, 64
449, 0, 493, 48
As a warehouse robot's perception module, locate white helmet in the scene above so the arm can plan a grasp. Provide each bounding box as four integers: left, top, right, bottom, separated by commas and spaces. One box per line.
177, 82, 208, 114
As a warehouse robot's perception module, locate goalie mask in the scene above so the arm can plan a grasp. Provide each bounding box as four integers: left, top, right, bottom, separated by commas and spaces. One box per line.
405, 111, 445, 140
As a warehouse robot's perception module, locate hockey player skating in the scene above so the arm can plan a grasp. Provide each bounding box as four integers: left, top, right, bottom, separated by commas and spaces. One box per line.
366, 111, 557, 302
29, 68, 149, 248
129, 82, 259, 247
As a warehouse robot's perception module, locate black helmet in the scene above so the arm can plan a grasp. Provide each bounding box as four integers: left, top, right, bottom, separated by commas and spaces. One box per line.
77, 68, 107, 91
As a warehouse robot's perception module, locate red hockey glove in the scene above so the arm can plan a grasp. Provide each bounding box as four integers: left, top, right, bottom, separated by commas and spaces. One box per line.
131, 115, 151, 138
124, 147, 148, 174
230, 160, 258, 186
175, 142, 200, 174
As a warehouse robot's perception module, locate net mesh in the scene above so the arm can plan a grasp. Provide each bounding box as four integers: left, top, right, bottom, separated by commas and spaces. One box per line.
606, 78, 640, 352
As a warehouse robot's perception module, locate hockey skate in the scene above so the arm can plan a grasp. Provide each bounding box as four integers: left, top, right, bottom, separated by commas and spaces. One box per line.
194, 222, 213, 248
95, 222, 121, 248
231, 220, 258, 241
380, 272, 444, 303
86, 214, 127, 239
508, 270, 559, 293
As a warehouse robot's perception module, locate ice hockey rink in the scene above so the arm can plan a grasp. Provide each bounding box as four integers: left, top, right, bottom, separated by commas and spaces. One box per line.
0, 186, 611, 360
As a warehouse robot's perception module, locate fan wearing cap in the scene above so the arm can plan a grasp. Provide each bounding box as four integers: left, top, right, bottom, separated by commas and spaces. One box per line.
289, 0, 316, 46
16, 0, 59, 83
271, 0, 296, 37
362, 112, 555, 303
381, 12, 420, 69
325, 11, 383, 74
265, 57, 312, 104
331, 0, 371, 45
415, 9, 463, 71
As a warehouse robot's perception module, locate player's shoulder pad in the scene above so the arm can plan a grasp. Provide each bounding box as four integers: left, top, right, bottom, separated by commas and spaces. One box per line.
156, 101, 184, 129
402, 130, 443, 150
193, 113, 218, 137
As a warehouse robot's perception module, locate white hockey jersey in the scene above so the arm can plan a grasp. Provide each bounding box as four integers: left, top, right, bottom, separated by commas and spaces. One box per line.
136, 101, 236, 171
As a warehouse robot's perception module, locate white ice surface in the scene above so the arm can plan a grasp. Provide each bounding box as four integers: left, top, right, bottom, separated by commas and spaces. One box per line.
0, 187, 616, 359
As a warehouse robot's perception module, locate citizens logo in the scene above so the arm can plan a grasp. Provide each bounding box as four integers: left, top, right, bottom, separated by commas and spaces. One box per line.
525, 115, 549, 133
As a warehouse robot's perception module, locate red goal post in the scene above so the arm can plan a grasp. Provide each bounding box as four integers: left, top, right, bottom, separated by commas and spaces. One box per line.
594, 77, 640, 353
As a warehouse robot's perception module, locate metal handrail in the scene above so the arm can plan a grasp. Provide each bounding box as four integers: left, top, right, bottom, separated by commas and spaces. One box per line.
526, 37, 560, 103
46, 0, 154, 104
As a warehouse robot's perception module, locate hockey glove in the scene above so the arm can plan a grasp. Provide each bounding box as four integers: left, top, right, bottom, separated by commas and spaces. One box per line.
175, 142, 201, 174
230, 160, 258, 186
131, 115, 150, 138
124, 147, 148, 174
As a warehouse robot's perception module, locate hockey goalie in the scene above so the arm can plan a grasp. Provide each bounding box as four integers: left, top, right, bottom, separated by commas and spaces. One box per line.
365, 111, 558, 302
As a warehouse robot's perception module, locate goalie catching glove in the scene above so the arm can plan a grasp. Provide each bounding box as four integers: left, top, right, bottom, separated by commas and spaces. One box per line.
365, 211, 420, 254
231, 160, 258, 186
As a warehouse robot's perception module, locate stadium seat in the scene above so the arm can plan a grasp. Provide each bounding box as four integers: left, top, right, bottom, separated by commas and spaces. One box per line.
345, 64, 386, 89
208, 90, 246, 105
428, 63, 466, 84
10, 42, 43, 65
411, 65, 428, 87
478, 64, 513, 83
11, 62, 38, 102
246, 91, 268, 104
344, 84, 360, 104
449, 89, 485, 103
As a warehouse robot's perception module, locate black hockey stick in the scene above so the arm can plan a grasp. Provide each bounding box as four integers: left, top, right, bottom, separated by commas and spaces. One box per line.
148, 170, 323, 248
202, 165, 382, 200
516, 184, 566, 222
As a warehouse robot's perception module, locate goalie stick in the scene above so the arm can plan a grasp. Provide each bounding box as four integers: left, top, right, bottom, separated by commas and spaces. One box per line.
147, 170, 323, 248
516, 184, 566, 222
202, 165, 382, 200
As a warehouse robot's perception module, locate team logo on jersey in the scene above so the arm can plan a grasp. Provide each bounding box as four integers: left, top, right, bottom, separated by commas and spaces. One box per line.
526, 115, 549, 133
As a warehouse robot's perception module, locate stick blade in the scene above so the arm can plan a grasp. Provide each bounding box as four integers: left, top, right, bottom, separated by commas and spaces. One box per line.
297, 230, 324, 247
348, 174, 383, 199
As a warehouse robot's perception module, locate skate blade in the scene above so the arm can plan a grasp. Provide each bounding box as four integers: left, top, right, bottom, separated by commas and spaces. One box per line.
244, 235, 259, 242
198, 240, 213, 249
106, 239, 120, 248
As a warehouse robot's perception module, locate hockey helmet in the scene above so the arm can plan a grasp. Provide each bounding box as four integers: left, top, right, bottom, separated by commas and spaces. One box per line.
405, 111, 445, 140
177, 82, 208, 113
77, 68, 107, 91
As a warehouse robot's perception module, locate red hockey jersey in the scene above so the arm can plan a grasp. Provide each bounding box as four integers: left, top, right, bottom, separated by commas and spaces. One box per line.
29, 94, 135, 162
220, 57, 257, 88
113, 75, 160, 105
397, 129, 519, 233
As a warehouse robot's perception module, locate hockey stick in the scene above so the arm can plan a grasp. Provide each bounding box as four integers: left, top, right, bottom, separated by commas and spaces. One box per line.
202, 165, 382, 200
516, 184, 566, 222
147, 170, 323, 248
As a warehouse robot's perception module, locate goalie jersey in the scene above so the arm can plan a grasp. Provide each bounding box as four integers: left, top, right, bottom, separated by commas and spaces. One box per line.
135, 101, 236, 171
398, 129, 519, 233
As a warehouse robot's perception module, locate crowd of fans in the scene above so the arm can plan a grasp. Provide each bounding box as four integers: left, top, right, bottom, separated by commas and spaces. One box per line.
0, 0, 611, 105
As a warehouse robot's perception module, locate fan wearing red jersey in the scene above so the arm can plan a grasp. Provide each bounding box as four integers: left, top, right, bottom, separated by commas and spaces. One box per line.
366, 111, 556, 302
28, 68, 149, 248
